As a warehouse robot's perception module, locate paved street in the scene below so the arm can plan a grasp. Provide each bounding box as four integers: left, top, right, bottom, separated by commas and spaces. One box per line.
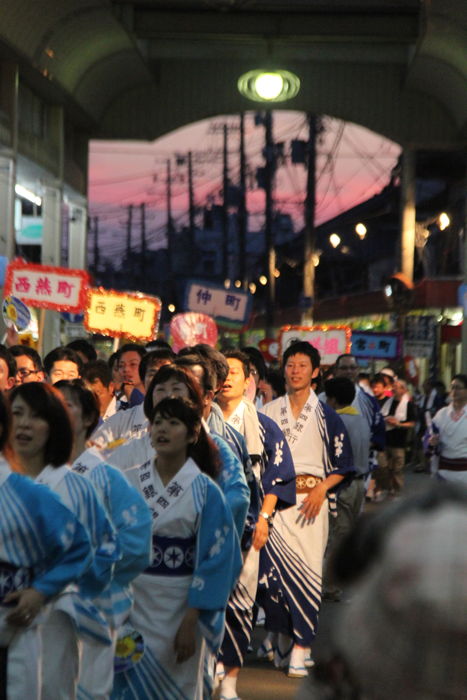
222, 467, 432, 700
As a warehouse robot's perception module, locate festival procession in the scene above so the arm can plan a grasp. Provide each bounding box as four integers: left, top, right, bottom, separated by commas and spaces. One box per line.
0, 1, 466, 697
0, 256, 464, 699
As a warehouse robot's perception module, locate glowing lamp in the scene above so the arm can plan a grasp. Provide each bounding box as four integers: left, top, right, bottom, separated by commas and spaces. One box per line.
237, 70, 300, 103
329, 233, 341, 248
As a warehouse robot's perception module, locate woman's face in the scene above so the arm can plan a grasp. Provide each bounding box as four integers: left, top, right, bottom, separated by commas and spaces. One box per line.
152, 379, 190, 407
11, 395, 50, 463
451, 379, 467, 403
150, 413, 192, 457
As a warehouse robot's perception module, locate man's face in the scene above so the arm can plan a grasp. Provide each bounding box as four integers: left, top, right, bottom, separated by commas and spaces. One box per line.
284, 352, 317, 392
87, 378, 114, 415
334, 357, 359, 384
144, 359, 173, 390
371, 381, 386, 399
48, 360, 80, 384
0, 359, 15, 392
14, 354, 43, 384
393, 381, 406, 400
219, 358, 247, 402
118, 351, 142, 388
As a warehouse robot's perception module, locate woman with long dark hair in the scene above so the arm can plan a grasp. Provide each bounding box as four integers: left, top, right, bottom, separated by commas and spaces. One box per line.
112, 396, 242, 700
9, 382, 118, 700
0, 391, 92, 698
54, 380, 152, 700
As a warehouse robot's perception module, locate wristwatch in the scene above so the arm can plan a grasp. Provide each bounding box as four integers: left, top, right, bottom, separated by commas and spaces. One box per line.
259, 511, 271, 522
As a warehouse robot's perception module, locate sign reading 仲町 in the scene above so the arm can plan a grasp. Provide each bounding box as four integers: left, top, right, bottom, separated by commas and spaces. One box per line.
185, 281, 251, 325
85, 288, 161, 341
4, 259, 89, 313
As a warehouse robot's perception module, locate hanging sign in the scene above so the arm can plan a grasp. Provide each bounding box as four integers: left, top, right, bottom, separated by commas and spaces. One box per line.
351, 331, 401, 360
279, 325, 351, 365
258, 338, 279, 363
170, 312, 218, 352
3, 259, 89, 313
185, 280, 252, 326
2, 295, 31, 331
84, 288, 161, 342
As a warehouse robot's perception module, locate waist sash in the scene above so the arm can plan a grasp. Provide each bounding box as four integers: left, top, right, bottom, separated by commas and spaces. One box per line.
439, 456, 467, 472
0, 561, 31, 606
145, 535, 196, 576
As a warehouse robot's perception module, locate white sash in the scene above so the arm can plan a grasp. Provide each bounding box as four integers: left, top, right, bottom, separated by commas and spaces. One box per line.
0, 457, 11, 488
277, 391, 318, 448
35, 464, 70, 490
71, 447, 102, 476
138, 456, 200, 527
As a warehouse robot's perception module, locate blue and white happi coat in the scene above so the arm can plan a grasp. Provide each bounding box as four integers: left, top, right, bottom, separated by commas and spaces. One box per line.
71, 448, 152, 630
0, 457, 92, 641
259, 391, 354, 647
35, 464, 120, 645
112, 457, 242, 700
219, 401, 296, 669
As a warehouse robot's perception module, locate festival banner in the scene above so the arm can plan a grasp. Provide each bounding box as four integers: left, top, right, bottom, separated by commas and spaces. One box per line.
185, 280, 252, 326
351, 331, 401, 360
170, 312, 218, 352
84, 288, 161, 342
4, 259, 89, 313
279, 325, 351, 365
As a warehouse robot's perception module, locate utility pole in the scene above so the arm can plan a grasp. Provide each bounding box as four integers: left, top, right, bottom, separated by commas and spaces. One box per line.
302, 114, 318, 324
264, 110, 276, 336
93, 216, 99, 274
166, 159, 173, 274
222, 124, 229, 282
188, 151, 195, 256
400, 149, 416, 283
140, 202, 146, 287
126, 204, 133, 259
238, 112, 247, 290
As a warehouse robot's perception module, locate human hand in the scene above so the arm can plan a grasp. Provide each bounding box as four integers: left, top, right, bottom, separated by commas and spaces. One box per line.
299, 484, 327, 521
252, 515, 270, 551
174, 608, 199, 663
5, 588, 46, 627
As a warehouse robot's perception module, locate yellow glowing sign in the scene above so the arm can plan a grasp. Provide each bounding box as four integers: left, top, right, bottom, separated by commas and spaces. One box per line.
85, 288, 161, 341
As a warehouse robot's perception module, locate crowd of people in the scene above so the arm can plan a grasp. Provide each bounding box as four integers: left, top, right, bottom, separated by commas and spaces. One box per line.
0, 334, 464, 699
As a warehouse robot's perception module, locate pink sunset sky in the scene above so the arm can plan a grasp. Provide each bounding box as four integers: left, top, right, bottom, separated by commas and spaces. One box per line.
88, 111, 401, 259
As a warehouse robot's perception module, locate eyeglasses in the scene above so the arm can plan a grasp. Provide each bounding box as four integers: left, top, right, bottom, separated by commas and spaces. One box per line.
16, 369, 41, 379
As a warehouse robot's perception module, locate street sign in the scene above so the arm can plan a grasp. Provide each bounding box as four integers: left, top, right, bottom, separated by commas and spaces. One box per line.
351, 331, 401, 360
185, 280, 252, 326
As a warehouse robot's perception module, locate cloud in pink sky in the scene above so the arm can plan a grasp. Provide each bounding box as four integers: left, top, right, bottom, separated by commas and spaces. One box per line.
88, 111, 401, 257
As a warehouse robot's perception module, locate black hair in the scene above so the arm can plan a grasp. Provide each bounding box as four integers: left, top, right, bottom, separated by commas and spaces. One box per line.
241, 346, 267, 380
452, 374, 467, 389
370, 373, 387, 386
175, 354, 215, 394
0, 345, 18, 379
145, 339, 173, 351
9, 383, 73, 466
144, 364, 204, 420
150, 397, 220, 481
282, 341, 320, 369
190, 344, 230, 387
223, 349, 251, 379
66, 339, 97, 363
9, 345, 43, 371
54, 379, 100, 439
82, 359, 113, 387
43, 346, 83, 377
334, 353, 357, 368
116, 343, 146, 362
264, 367, 286, 397
324, 377, 356, 407
139, 348, 176, 382
0, 391, 11, 452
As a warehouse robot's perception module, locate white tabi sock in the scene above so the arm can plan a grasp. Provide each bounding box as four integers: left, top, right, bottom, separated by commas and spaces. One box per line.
219, 674, 238, 699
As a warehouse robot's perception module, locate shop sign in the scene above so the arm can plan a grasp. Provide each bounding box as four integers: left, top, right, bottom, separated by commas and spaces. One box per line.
4, 259, 89, 312
279, 325, 351, 365
84, 288, 161, 341
403, 315, 436, 358
185, 280, 251, 325
458, 284, 467, 314
351, 331, 401, 359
